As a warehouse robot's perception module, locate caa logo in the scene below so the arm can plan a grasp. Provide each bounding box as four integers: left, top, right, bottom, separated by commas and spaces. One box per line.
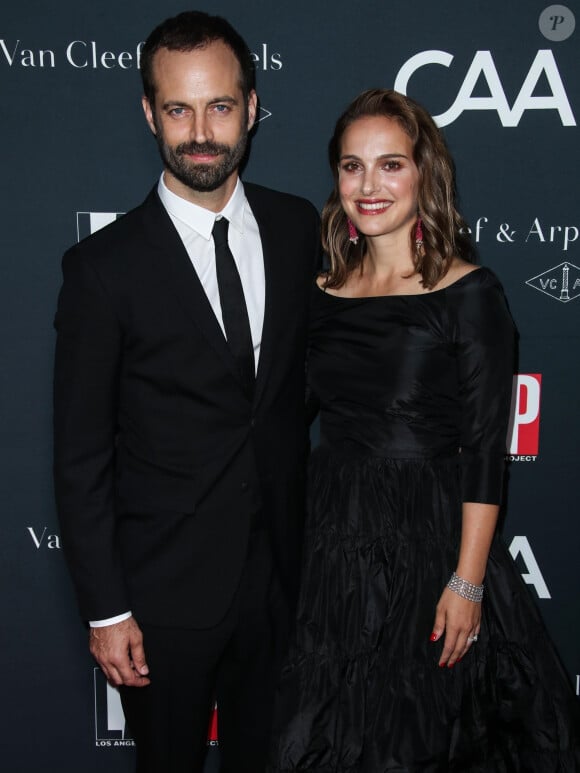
507, 374, 542, 461
508, 536, 551, 599
94, 669, 135, 747
394, 50, 575, 127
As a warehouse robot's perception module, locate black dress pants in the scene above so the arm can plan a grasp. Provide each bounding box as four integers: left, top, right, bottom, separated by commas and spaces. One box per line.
120, 528, 290, 773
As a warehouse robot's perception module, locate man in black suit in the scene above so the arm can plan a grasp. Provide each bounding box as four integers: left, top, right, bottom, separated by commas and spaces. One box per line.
53, 11, 319, 773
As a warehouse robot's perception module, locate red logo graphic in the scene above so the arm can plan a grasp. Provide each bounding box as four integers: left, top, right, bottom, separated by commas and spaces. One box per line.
508, 374, 542, 455
207, 703, 218, 746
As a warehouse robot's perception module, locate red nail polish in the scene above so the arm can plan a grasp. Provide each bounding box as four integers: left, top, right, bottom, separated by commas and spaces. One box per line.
448, 662, 455, 668
439, 662, 445, 668
430, 632, 438, 642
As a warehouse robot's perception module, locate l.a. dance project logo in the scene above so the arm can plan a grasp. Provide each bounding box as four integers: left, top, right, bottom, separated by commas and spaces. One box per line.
507, 374, 542, 461
76, 211, 124, 241
526, 262, 580, 303
94, 669, 135, 747
94, 669, 219, 749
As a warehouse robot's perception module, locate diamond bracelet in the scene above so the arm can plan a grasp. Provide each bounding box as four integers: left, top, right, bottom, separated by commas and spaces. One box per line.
447, 572, 484, 603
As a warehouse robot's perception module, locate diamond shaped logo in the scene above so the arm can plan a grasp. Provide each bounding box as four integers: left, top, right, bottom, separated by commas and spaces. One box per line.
525, 262, 580, 303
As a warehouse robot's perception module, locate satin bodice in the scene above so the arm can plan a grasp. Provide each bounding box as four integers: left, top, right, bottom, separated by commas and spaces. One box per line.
308, 267, 515, 503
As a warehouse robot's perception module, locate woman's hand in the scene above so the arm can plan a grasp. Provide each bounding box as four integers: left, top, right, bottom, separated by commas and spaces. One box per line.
430, 586, 481, 667
430, 501, 499, 668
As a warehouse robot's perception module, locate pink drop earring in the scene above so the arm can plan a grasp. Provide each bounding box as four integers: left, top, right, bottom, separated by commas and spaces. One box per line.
347, 218, 359, 245
415, 217, 424, 249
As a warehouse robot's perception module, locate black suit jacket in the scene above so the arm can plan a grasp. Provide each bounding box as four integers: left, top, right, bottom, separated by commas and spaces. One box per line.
53, 183, 320, 628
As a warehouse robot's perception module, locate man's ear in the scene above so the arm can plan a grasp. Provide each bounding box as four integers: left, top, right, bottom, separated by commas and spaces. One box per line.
142, 95, 157, 135
247, 90, 258, 131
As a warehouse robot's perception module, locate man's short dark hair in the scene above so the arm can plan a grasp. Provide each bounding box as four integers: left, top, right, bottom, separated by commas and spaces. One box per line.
141, 11, 256, 104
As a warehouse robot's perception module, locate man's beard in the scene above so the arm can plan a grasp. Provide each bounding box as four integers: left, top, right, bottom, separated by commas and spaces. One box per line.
155, 124, 249, 193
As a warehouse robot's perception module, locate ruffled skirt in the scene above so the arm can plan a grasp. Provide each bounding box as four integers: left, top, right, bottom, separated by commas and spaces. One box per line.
268, 447, 580, 772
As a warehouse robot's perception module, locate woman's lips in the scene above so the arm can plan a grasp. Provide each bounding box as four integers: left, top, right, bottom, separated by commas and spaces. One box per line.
355, 200, 391, 214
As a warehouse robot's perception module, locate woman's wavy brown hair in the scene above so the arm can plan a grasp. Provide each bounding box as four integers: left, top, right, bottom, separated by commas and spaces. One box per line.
322, 89, 472, 289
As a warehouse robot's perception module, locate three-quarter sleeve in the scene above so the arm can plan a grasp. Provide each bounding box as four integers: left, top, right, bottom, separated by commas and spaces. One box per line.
450, 269, 516, 504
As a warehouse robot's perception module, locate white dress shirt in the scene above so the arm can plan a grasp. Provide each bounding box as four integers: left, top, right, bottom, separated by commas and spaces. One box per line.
90, 174, 266, 628
160, 174, 265, 369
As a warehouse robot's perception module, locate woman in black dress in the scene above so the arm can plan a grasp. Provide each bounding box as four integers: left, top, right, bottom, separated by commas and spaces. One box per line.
269, 89, 580, 771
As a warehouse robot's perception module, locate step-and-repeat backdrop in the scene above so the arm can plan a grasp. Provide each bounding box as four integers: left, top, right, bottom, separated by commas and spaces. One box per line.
1, 1, 578, 770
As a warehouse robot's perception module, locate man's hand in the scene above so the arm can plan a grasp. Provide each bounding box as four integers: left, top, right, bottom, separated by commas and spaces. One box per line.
89, 616, 150, 687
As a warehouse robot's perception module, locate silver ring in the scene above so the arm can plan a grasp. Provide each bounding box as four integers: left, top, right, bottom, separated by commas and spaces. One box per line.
467, 634, 478, 643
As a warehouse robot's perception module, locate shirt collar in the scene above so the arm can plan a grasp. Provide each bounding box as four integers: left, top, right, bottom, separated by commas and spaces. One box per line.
157, 174, 247, 241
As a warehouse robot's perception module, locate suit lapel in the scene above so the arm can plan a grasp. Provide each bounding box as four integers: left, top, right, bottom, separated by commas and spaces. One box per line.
246, 185, 284, 408
139, 190, 241, 384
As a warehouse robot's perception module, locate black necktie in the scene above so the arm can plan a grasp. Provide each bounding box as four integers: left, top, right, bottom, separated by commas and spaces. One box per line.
212, 217, 255, 393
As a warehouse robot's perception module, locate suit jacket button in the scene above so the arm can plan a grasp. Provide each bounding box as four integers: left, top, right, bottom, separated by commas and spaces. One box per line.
241, 481, 249, 492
